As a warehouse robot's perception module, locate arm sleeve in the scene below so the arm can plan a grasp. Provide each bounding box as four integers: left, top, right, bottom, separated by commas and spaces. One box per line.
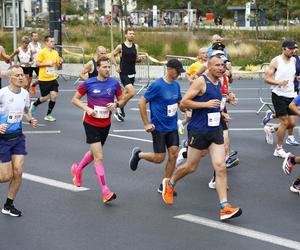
293, 95, 300, 106
144, 81, 158, 102
77, 82, 87, 96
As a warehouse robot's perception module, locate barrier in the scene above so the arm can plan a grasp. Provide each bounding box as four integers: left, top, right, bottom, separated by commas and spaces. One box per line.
256, 63, 274, 114
164, 55, 196, 74
55, 45, 85, 85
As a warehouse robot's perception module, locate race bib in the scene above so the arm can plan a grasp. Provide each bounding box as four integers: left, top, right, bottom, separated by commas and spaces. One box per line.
94, 106, 109, 119
207, 112, 220, 127
167, 103, 178, 117
7, 111, 23, 124
46, 66, 57, 76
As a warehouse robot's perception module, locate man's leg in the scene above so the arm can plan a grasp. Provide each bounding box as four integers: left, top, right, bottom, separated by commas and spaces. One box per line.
286, 115, 299, 146
164, 146, 179, 178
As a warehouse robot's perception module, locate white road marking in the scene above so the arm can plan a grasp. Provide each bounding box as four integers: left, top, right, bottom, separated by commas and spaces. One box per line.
108, 133, 152, 143
22, 122, 46, 127
23, 130, 61, 134
129, 108, 258, 114
174, 214, 300, 250
22, 173, 89, 192
113, 129, 145, 132
112, 128, 265, 133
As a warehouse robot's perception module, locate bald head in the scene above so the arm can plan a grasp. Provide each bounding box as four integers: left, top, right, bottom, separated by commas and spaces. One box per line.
212, 34, 222, 43
197, 47, 208, 62
96, 46, 107, 59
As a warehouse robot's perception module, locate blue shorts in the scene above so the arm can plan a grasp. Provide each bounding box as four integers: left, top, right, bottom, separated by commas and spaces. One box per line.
0, 135, 27, 163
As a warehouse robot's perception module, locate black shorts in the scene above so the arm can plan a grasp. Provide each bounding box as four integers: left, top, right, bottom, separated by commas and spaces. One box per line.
28, 67, 39, 77
188, 128, 224, 150
120, 73, 135, 87
151, 130, 179, 153
221, 107, 228, 130
21, 67, 30, 75
39, 80, 59, 97
83, 122, 110, 145
271, 92, 294, 117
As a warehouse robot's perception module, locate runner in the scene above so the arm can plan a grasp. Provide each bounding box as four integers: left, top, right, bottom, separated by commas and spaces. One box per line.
207, 34, 228, 58
186, 48, 208, 81
0, 45, 11, 89
29, 35, 63, 122
0, 65, 38, 217
161, 55, 242, 221
264, 40, 298, 158
80, 46, 107, 80
28, 31, 42, 95
111, 28, 145, 122
70, 56, 125, 203
10, 36, 33, 90
129, 59, 185, 194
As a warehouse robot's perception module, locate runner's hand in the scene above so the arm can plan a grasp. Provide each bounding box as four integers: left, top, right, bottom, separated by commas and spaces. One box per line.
206, 99, 220, 108
279, 80, 288, 87
221, 112, 231, 122
0, 124, 8, 134
116, 65, 121, 73
144, 123, 155, 133
86, 107, 96, 117
30, 118, 38, 128
106, 102, 116, 111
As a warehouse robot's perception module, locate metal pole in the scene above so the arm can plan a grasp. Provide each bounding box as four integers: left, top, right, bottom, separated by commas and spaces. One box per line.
12, 0, 17, 52
187, 1, 191, 32
110, 0, 114, 53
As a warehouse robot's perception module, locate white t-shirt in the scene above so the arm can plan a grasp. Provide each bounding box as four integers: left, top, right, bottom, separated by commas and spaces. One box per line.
0, 86, 30, 135
29, 42, 42, 67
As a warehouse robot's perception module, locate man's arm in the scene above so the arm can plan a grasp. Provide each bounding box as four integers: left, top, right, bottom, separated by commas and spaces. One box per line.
264, 57, 288, 86
0, 46, 11, 63
23, 107, 38, 128
289, 102, 300, 116
138, 96, 154, 132
111, 44, 122, 72
72, 91, 96, 117
80, 61, 93, 80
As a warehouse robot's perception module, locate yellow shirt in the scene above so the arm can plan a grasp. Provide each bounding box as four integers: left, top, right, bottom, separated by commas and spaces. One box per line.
186, 61, 203, 76
37, 48, 60, 81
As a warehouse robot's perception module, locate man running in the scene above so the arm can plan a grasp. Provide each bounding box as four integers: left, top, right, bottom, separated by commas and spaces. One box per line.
28, 31, 42, 94
80, 46, 107, 80
29, 35, 63, 122
186, 48, 208, 81
264, 40, 298, 158
71, 56, 125, 203
0, 65, 38, 217
161, 55, 242, 221
129, 59, 185, 194
207, 34, 228, 58
111, 28, 144, 122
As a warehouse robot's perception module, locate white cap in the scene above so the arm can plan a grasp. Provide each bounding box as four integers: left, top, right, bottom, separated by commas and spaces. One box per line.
211, 50, 228, 62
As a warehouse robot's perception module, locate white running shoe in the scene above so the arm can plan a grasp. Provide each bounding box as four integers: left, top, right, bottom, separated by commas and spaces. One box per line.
264, 125, 274, 145
175, 147, 187, 167
208, 177, 216, 189
177, 119, 184, 135
273, 147, 288, 158
286, 136, 300, 146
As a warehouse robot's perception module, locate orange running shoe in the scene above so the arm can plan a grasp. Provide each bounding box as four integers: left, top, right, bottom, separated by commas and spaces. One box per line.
162, 178, 175, 205
220, 203, 242, 221
31, 85, 36, 95
103, 192, 117, 203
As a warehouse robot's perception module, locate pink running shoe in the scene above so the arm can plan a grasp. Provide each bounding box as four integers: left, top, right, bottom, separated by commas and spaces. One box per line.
71, 163, 82, 187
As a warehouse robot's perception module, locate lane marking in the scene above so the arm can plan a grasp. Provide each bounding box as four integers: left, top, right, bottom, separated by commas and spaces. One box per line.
22, 122, 46, 127
23, 130, 61, 134
174, 214, 300, 250
129, 108, 258, 114
112, 128, 265, 133
108, 133, 152, 143
23, 173, 90, 192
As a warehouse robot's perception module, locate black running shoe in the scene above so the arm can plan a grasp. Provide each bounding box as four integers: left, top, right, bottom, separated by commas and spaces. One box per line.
226, 157, 240, 169
2, 204, 22, 217
120, 107, 125, 118
114, 108, 124, 122
157, 183, 177, 196
129, 147, 142, 171
229, 150, 238, 158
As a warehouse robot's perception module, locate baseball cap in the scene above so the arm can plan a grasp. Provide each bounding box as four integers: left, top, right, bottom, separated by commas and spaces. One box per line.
212, 42, 225, 51
167, 59, 185, 73
210, 50, 229, 62
282, 40, 296, 49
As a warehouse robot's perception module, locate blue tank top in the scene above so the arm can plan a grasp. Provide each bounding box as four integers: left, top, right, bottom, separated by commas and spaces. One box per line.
88, 59, 98, 78
188, 75, 222, 132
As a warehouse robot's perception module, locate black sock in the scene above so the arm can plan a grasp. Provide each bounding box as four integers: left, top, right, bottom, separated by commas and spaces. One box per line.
47, 101, 56, 115
34, 98, 42, 106
0, 78, 2, 89
294, 178, 300, 185
290, 156, 296, 165
5, 198, 13, 207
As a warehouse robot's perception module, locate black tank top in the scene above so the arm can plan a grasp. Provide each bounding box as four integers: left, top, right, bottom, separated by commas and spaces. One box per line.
120, 42, 137, 74
88, 59, 98, 78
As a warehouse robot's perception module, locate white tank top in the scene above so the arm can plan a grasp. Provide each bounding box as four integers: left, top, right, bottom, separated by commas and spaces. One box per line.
17, 47, 31, 67
29, 42, 42, 67
272, 55, 296, 98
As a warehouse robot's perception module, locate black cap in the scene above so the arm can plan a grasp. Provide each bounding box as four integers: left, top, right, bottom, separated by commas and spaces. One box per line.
212, 42, 225, 51
167, 59, 185, 73
282, 40, 296, 49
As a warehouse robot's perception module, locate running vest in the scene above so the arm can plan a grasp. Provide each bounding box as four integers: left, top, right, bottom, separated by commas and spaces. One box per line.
120, 42, 137, 75
188, 75, 222, 132
88, 59, 98, 78
29, 42, 42, 67
272, 55, 296, 98
17, 47, 31, 67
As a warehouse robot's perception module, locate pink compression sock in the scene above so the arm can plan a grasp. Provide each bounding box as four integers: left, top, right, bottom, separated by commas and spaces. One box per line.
77, 151, 93, 171
94, 163, 111, 196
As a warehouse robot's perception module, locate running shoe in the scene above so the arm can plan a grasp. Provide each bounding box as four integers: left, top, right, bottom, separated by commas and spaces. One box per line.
31, 85, 37, 95
262, 110, 273, 125
114, 108, 124, 122
226, 157, 240, 169
282, 152, 295, 175
229, 150, 238, 158
44, 115, 56, 122
290, 183, 300, 194
208, 177, 216, 189
103, 192, 117, 203
120, 107, 125, 118
220, 203, 242, 221
264, 125, 274, 145
286, 136, 300, 146
2, 204, 22, 217
273, 147, 288, 158
175, 147, 187, 167
129, 147, 141, 171
71, 163, 82, 187
162, 178, 175, 205
29, 102, 37, 116
157, 183, 177, 196
177, 119, 184, 135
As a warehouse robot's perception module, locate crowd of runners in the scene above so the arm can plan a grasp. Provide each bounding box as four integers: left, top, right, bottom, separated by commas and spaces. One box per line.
0, 29, 299, 222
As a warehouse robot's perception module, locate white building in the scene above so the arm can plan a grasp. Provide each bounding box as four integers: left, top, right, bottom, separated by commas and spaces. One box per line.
104, 0, 137, 15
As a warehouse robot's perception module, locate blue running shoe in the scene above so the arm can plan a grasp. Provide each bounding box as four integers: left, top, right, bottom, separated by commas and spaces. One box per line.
262, 110, 273, 125
29, 102, 37, 116
286, 136, 300, 146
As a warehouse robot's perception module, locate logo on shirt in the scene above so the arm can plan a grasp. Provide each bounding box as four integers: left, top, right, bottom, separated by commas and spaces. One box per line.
92, 89, 101, 94
107, 88, 112, 95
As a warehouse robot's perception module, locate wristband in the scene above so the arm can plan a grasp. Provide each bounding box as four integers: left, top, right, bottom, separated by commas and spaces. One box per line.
115, 102, 119, 108
29, 119, 32, 124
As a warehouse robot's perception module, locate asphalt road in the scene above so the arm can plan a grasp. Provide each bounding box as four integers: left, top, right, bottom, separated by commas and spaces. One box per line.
0, 76, 299, 250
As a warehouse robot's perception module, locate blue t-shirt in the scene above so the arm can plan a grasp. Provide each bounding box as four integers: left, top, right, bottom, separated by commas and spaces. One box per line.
144, 77, 182, 132
207, 46, 228, 58
293, 94, 300, 106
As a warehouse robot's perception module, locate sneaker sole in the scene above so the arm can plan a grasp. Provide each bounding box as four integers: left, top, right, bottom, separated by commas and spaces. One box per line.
1, 209, 21, 217
103, 193, 117, 203
129, 148, 140, 171
157, 187, 178, 197
113, 113, 124, 122
71, 164, 82, 187
220, 208, 242, 221
286, 142, 299, 146
282, 156, 291, 175
162, 179, 173, 205
290, 186, 300, 194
